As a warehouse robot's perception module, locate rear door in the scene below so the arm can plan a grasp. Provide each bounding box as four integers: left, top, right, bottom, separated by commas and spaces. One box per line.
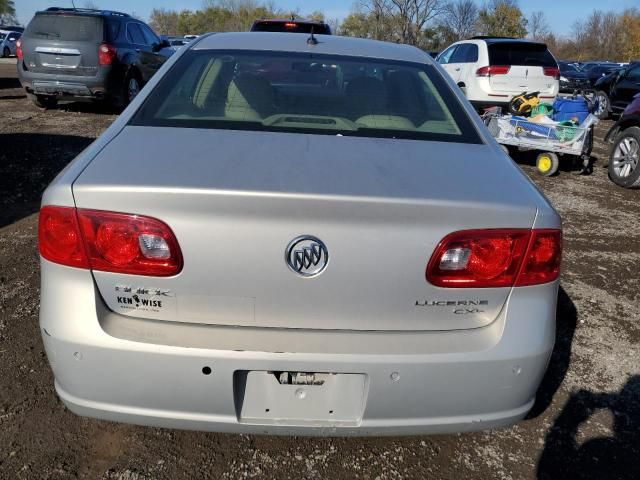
448, 43, 478, 85
488, 42, 557, 95
20, 13, 102, 76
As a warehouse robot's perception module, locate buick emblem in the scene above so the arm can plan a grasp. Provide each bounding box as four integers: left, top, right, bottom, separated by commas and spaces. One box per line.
285, 235, 329, 277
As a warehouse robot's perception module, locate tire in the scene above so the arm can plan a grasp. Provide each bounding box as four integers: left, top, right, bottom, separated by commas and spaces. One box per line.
536, 152, 559, 176
123, 70, 142, 106
608, 126, 640, 188
2, 47, 9, 58
594, 90, 610, 120
29, 94, 58, 109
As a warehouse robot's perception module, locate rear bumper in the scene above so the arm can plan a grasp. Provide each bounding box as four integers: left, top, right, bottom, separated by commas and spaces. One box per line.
40, 262, 557, 436
17, 61, 116, 100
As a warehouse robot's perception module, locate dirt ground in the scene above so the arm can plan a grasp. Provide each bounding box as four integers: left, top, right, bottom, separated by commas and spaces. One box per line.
0, 57, 638, 480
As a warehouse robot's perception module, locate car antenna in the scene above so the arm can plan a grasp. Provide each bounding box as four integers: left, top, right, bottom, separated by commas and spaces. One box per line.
307, 27, 318, 46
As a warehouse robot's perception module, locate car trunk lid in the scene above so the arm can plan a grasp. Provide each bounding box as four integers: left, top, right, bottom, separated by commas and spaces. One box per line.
21, 13, 102, 76
488, 42, 557, 95
72, 127, 540, 332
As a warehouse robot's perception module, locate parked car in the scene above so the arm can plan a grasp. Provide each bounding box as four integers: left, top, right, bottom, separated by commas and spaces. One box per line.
593, 62, 640, 119
0, 29, 20, 57
605, 95, 640, 188
558, 61, 590, 93
17, 7, 171, 108
38, 32, 562, 436
586, 64, 623, 87
250, 18, 332, 34
437, 36, 559, 111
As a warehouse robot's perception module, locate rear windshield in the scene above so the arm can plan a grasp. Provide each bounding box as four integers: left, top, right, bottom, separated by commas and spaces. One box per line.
489, 42, 556, 67
251, 21, 331, 35
25, 14, 102, 42
130, 50, 480, 144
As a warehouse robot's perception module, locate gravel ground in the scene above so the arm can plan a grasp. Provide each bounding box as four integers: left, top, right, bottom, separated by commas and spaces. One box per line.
0, 58, 638, 480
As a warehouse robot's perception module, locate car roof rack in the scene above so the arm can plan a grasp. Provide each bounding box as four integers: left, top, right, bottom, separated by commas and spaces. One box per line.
44, 7, 130, 17
471, 36, 515, 40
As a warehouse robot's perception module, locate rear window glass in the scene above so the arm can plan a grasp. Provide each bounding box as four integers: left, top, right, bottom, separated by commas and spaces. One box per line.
251, 22, 331, 35
489, 42, 556, 67
25, 14, 102, 42
130, 50, 480, 144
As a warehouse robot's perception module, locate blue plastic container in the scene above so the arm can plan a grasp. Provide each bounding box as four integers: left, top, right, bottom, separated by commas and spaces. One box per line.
552, 98, 590, 124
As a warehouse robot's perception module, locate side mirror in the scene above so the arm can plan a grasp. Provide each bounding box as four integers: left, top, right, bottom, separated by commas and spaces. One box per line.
152, 40, 170, 52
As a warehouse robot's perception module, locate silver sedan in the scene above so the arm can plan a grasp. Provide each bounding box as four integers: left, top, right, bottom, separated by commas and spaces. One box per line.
38, 32, 562, 436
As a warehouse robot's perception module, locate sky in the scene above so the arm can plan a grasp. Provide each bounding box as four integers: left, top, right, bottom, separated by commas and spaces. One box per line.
13, 0, 640, 36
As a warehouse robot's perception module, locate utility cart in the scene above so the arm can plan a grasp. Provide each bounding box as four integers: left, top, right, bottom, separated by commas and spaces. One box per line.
483, 111, 598, 176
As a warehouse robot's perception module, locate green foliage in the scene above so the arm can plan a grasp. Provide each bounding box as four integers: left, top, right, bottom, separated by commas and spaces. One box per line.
0, 0, 15, 16
477, 0, 527, 38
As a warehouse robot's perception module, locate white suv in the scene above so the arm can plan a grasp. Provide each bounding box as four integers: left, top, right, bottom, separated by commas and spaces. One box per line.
437, 37, 560, 111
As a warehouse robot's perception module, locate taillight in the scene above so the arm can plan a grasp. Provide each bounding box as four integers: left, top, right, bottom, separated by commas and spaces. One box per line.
543, 66, 560, 80
515, 230, 562, 286
16, 38, 23, 60
98, 43, 117, 66
476, 65, 510, 77
39, 206, 183, 277
39, 206, 89, 269
426, 229, 561, 288
284, 22, 298, 28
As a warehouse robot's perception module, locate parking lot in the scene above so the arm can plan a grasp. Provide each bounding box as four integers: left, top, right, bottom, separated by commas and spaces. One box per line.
0, 55, 638, 479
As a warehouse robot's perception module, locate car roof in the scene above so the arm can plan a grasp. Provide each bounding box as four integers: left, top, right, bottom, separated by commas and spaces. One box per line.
193, 32, 430, 63
470, 36, 547, 46
36, 7, 130, 18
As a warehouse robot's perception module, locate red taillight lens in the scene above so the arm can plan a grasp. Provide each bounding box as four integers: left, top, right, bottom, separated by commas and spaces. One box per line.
98, 43, 117, 66
426, 229, 562, 288
39, 206, 89, 268
284, 22, 297, 28
476, 65, 510, 77
515, 229, 562, 286
16, 38, 23, 60
39, 206, 182, 276
543, 66, 560, 79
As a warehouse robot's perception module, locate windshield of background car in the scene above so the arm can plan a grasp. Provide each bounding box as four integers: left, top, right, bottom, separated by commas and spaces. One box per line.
488, 42, 556, 67
560, 63, 580, 73
131, 50, 481, 143
25, 14, 102, 42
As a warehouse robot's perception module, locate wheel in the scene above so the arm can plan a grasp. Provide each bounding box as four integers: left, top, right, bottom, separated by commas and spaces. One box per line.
536, 152, 559, 176
594, 90, 610, 119
2, 47, 9, 58
608, 126, 640, 188
29, 94, 58, 109
124, 70, 142, 106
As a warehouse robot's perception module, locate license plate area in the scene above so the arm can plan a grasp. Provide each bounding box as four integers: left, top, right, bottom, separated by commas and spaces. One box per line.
234, 371, 368, 426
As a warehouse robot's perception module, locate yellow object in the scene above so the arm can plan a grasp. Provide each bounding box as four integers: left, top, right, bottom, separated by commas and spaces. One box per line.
509, 92, 541, 116
538, 155, 552, 173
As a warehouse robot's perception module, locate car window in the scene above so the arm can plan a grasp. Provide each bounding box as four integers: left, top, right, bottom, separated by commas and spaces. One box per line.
450, 44, 478, 64
131, 50, 482, 144
560, 63, 580, 73
105, 19, 120, 43
25, 14, 102, 42
127, 23, 146, 45
7, 33, 19, 41
437, 45, 457, 65
140, 24, 160, 46
488, 42, 556, 67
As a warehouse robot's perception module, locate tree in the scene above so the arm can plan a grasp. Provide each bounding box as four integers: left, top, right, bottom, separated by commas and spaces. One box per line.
477, 0, 527, 38
528, 11, 550, 41
0, 0, 14, 15
439, 0, 478, 44
149, 8, 179, 35
619, 9, 640, 62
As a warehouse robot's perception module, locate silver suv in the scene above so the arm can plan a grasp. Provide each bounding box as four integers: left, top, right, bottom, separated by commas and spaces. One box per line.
38, 32, 562, 436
